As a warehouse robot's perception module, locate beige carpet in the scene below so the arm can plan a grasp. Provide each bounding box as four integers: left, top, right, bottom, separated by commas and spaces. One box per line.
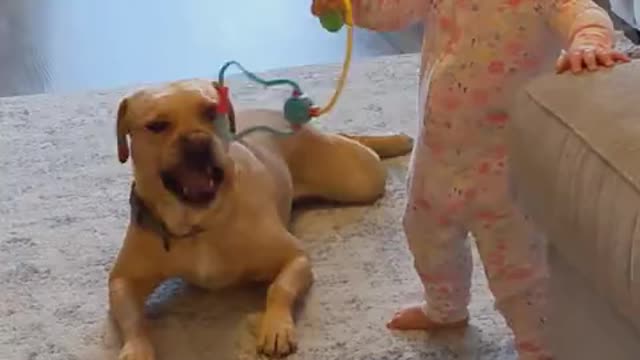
7, 30, 640, 359
0, 54, 523, 360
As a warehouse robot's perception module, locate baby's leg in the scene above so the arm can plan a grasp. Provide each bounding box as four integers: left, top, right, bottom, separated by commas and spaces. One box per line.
388, 156, 472, 330
471, 194, 551, 359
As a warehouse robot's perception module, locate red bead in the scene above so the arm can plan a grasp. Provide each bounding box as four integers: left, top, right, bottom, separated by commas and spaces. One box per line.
215, 85, 230, 114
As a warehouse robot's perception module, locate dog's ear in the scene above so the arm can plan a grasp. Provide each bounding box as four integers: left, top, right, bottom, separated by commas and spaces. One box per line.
116, 98, 130, 163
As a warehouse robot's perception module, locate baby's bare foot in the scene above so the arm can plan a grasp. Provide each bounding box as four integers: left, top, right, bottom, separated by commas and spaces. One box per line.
386, 304, 468, 331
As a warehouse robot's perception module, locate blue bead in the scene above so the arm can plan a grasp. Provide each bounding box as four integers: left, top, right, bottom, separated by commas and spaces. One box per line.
284, 97, 314, 125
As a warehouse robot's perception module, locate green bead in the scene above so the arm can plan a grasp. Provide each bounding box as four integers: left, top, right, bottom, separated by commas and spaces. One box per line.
284, 97, 313, 125
320, 10, 344, 33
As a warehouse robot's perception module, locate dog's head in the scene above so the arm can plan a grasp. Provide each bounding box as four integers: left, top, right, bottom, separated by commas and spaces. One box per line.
116, 79, 235, 210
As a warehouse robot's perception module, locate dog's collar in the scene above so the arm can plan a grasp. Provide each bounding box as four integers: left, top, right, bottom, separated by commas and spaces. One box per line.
129, 183, 204, 252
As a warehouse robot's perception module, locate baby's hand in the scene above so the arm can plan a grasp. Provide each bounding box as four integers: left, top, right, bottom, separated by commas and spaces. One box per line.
311, 0, 344, 17
556, 45, 630, 74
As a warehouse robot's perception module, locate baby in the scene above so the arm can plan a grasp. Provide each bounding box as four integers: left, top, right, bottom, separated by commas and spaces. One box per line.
312, 1, 629, 359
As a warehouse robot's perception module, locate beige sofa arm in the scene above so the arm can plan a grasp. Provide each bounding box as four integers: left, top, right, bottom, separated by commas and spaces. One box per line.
508, 61, 640, 334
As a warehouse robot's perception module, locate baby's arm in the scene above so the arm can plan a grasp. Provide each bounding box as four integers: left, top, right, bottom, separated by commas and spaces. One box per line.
352, 0, 425, 31
544, 0, 630, 73
544, 0, 614, 49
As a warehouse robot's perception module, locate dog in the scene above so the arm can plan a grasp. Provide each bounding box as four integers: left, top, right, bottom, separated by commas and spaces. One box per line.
108, 79, 413, 359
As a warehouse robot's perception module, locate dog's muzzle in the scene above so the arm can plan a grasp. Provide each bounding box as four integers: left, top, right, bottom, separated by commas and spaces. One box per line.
161, 131, 225, 207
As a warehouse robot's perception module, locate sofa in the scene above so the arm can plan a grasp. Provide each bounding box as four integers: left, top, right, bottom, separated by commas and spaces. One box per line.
509, 60, 640, 359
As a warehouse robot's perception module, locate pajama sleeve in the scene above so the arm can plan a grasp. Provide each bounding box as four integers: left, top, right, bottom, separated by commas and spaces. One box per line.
350, 0, 425, 31
544, 0, 615, 49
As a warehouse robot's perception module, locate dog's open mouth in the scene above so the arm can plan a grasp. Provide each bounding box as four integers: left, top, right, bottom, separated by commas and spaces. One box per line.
161, 163, 224, 207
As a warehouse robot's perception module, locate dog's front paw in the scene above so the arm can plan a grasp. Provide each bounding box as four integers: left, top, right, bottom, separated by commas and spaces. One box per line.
118, 339, 156, 360
257, 310, 297, 357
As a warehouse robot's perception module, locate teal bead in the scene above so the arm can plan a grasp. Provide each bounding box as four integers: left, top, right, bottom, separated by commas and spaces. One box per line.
284, 97, 313, 125
320, 10, 344, 33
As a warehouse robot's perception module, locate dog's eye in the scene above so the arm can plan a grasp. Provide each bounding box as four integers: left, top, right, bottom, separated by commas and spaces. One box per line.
203, 105, 218, 122
145, 120, 170, 133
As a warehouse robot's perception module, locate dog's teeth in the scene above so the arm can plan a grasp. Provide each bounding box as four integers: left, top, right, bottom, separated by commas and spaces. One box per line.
183, 187, 189, 195
208, 179, 214, 188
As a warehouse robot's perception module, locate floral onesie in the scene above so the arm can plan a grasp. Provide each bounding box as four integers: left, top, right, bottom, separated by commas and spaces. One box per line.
347, 0, 615, 359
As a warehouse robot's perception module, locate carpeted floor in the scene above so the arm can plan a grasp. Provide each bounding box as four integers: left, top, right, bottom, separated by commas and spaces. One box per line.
4, 32, 640, 358
0, 53, 523, 360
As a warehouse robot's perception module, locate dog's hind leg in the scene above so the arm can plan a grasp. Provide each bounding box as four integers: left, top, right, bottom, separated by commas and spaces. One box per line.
286, 128, 413, 204
337, 133, 413, 159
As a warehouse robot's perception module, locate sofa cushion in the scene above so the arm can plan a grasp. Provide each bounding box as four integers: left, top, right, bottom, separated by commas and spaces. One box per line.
508, 61, 640, 334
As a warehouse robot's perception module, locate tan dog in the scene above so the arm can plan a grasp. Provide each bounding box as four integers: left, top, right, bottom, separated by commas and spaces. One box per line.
109, 79, 413, 359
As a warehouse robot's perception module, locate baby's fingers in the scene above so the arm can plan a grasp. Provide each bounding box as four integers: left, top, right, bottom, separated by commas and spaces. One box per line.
596, 50, 631, 68
555, 51, 569, 73
569, 50, 584, 74
557, 47, 632, 74
595, 50, 614, 67
583, 49, 598, 71
611, 51, 631, 63
555, 49, 586, 74
311, 1, 325, 16
311, 0, 342, 16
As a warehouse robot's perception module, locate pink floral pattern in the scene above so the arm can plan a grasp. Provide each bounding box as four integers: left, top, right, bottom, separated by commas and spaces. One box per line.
350, 0, 615, 358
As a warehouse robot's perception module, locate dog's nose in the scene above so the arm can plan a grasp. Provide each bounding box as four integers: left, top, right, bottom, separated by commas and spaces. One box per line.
181, 131, 213, 164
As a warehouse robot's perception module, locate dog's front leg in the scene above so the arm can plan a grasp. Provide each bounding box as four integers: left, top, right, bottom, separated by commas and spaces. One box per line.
257, 254, 313, 357
109, 276, 162, 360
108, 228, 167, 360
